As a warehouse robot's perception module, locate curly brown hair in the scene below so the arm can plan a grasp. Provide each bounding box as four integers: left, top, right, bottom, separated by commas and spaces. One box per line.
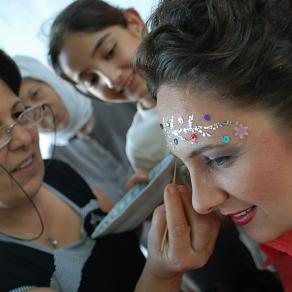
136, 0, 292, 127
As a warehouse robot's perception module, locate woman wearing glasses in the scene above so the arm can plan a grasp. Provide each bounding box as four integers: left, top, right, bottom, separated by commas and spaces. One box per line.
0, 50, 145, 292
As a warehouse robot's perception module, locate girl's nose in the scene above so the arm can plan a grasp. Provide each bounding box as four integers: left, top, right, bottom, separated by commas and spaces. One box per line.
97, 65, 123, 92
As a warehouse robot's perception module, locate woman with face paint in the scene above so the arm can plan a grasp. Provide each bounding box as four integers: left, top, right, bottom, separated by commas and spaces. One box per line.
48, 0, 169, 178
14, 55, 136, 212
48, 1, 285, 291
0, 50, 146, 292
133, 0, 292, 291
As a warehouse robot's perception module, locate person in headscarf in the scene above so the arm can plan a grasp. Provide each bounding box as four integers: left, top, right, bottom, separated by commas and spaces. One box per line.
14, 55, 137, 211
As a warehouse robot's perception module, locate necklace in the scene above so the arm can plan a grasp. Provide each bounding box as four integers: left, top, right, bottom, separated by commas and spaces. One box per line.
0, 230, 59, 249
29, 233, 59, 248
43, 236, 59, 248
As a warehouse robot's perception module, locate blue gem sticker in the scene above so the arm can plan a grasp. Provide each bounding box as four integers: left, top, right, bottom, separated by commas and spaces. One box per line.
173, 138, 179, 145
221, 135, 231, 144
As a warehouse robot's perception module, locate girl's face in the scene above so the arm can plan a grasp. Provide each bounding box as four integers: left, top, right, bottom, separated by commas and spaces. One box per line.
19, 79, 70, 131
0, 79, 44, 208
157, 84, 292, 243
58, 10, 148, 103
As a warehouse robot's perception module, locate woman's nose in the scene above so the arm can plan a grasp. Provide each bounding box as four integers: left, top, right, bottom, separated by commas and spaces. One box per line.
191, 176, 228, 214
8, 124, 33, 151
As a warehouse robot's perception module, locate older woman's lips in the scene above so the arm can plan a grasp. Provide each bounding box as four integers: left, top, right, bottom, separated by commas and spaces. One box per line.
228, 206, 257, 225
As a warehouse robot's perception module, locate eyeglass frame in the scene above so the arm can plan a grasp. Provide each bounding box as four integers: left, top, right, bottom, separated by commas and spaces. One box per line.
0, 103, 46, 150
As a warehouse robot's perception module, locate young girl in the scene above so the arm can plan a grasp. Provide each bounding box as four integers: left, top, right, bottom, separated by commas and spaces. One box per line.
47, 0, 168, 173
134, 0, 292, 291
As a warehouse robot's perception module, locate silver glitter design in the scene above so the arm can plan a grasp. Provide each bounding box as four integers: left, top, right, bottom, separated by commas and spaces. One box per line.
162, 115, 234, 144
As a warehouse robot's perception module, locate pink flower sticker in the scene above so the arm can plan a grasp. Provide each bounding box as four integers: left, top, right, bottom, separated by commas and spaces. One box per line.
234, 124, 248, 139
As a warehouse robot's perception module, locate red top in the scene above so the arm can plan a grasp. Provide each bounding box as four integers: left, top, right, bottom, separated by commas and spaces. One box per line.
260, 230, 292, 292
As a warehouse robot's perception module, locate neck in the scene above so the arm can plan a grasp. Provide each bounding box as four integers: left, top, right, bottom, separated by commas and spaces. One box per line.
0, 186, 46, 239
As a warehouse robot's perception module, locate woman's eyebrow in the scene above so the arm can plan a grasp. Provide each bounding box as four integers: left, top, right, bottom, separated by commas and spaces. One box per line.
188, 144, 227, 158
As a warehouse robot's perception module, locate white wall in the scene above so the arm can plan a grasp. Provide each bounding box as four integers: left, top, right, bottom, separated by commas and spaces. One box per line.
0, 0, 158, 158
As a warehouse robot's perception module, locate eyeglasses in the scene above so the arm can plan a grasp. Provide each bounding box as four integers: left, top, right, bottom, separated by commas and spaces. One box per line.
0, 104, 46, 150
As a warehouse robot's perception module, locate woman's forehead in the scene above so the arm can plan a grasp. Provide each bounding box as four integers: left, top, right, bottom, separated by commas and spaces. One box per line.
157, 84, 225, 116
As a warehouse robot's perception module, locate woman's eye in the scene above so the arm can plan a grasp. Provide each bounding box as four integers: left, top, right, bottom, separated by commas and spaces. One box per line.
105, 44, 116, 60
12, 110, 25, 120
30, 89, 39, 101
207, 156, 232, 168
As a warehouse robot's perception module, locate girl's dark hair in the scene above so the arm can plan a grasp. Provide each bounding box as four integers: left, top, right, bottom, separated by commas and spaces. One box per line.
48, 0, 127, 77
0, 50, 21, 95
136, 0, 292, 127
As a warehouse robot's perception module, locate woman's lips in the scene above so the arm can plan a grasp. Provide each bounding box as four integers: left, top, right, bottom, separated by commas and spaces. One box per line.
12, 155, 34, 174
228, 206, 257, 225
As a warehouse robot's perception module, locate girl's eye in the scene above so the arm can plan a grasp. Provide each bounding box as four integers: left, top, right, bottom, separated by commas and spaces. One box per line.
105, 44, 116, 60
207, 156, 232, 168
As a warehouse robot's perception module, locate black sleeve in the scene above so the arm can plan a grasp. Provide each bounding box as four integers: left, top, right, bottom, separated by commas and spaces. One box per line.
0, 241, 54, 290
79, 231, 146, 292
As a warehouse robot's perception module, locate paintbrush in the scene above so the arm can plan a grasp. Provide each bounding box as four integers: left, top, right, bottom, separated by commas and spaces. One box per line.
160, 159, 177, 252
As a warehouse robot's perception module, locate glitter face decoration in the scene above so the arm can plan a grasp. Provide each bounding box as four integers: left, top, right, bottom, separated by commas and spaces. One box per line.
161, 113, 248, 146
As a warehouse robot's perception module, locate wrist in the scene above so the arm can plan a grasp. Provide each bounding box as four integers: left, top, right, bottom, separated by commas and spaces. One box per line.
135, 264, 182, 292
144, 261, 183, 285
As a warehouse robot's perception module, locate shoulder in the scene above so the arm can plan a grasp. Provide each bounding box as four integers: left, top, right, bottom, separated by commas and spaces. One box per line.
128, 106, 160, 135
43, 159, 95, 207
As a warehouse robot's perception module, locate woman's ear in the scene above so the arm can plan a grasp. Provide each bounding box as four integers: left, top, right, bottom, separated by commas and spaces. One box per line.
123, 8, 145, 37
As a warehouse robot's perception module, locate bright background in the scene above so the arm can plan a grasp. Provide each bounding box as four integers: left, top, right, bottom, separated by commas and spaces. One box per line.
0, 0, 157, 157
0, 0, 157, 65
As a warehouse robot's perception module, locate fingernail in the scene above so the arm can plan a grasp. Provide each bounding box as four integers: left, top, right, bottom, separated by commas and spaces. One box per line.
166, 183, 177, 194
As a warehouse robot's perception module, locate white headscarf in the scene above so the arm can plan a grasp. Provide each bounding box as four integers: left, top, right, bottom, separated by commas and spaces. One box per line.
13, 55, 93, 146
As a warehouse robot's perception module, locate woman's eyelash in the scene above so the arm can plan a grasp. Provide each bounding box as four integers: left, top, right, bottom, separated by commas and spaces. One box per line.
105, 44, 116, 59
206, 156, 233, 168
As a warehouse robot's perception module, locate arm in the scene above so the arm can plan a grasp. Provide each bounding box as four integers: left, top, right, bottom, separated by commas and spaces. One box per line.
135, 184, 220, 292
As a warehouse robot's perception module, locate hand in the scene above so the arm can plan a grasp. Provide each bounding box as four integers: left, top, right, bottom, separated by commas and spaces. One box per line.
92, 188, 114, 212
124, 169, 149, 192
146, 183, 221, 279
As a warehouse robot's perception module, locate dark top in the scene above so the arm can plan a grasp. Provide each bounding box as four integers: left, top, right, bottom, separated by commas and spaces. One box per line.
89, 101, 137, 167
0, 159, 145, 292
53, 101, 137, 203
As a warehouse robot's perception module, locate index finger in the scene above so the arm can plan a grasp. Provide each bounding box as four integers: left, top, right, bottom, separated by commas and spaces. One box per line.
164, 184, 189, 239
